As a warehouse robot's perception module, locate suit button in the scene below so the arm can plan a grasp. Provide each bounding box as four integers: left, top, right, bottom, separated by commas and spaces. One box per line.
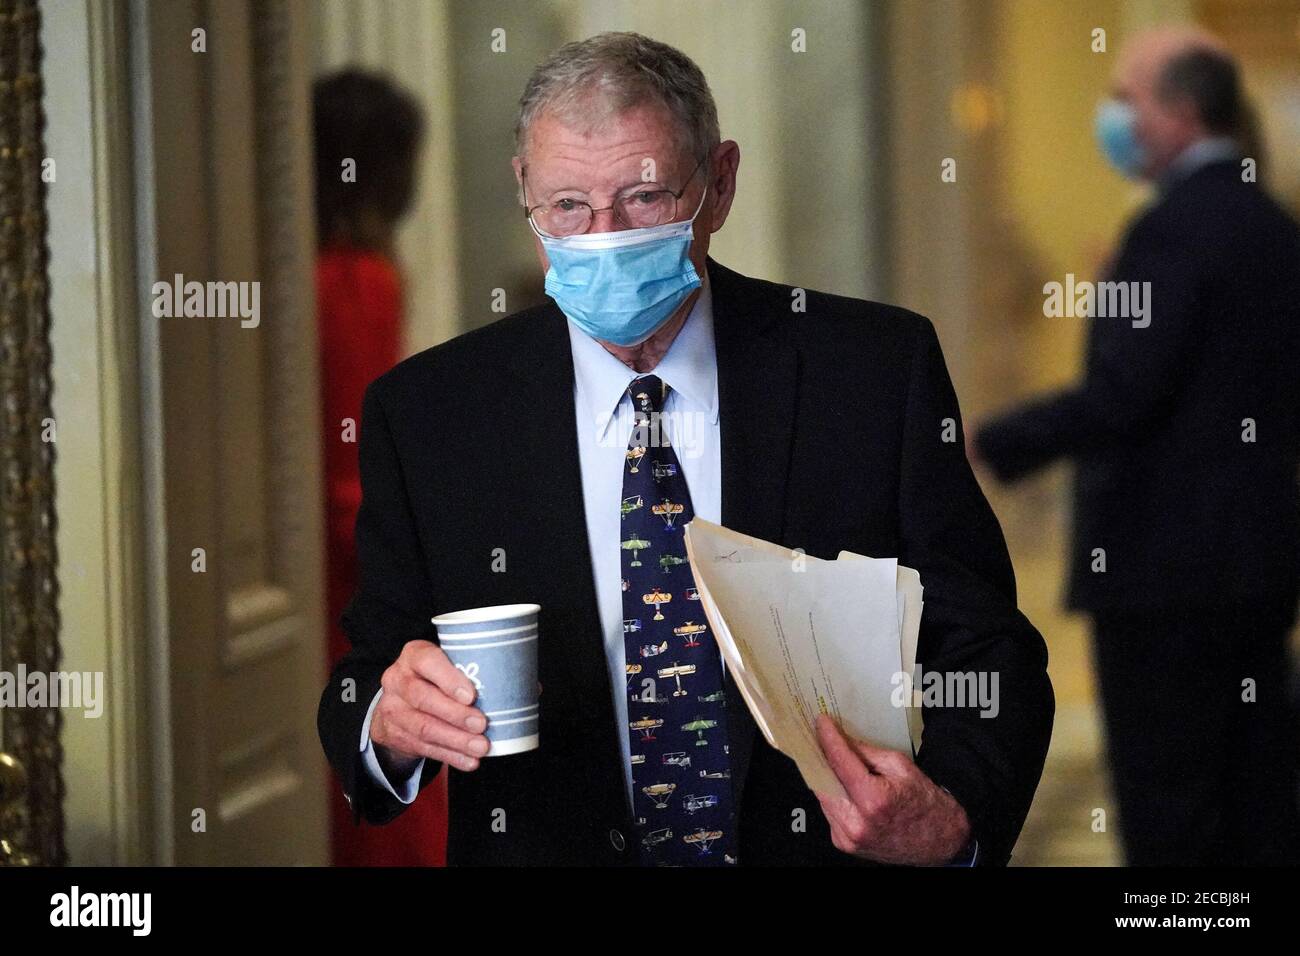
609, 828, 626, 852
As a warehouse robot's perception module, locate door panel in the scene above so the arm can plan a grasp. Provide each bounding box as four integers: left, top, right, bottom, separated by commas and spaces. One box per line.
137, 0, 327, 865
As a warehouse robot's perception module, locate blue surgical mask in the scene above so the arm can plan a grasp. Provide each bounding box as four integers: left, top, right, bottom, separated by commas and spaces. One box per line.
536, 185, 707, 347
1095, 99, 1146, 178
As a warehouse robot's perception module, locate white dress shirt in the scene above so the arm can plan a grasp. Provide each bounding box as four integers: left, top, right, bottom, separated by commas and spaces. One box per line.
358, 276, 723, 812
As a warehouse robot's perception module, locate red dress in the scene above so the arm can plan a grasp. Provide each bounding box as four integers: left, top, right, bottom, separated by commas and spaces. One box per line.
317, 244, 448, 866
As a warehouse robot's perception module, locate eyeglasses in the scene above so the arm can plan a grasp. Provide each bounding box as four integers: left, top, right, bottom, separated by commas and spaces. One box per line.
522, 155, 707, 238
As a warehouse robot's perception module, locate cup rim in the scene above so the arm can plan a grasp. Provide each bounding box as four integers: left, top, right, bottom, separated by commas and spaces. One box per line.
431, 603, 541, 627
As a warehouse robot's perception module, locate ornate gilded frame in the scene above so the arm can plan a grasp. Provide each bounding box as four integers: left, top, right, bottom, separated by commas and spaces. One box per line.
0, 0, 64, 866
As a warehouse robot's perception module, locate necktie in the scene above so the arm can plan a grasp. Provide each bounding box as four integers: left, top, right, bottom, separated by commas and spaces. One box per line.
620, 374, 738, 866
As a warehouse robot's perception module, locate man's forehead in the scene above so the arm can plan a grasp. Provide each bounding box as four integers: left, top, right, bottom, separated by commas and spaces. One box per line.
524, 107, 690, 188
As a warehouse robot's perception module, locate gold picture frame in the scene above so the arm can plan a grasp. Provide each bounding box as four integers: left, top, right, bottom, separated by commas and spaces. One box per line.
0, 0, 64, 867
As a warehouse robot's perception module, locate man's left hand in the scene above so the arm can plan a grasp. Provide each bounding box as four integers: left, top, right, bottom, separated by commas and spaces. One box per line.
813, 713, 972, 865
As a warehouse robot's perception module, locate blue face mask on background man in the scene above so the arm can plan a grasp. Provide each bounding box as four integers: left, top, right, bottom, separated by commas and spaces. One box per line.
1095, 98, 1147, 178
535, 183, 708, 347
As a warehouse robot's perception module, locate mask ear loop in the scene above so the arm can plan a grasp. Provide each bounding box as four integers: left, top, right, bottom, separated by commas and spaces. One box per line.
686, 176, 710, 227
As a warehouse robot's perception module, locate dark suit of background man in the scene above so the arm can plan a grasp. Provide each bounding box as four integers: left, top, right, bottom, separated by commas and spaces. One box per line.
318, 31, 1054, 867
974, 27, 1300, 866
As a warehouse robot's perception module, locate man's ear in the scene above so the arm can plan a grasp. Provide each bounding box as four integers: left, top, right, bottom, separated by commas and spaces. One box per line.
704, 140, 741, 235
511, 156, 525, 207
1169, 94, 1204, 135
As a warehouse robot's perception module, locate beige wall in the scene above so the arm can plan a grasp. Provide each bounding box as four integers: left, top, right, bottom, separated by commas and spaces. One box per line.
997, 0, 1134, 396
45, 0, 151, 867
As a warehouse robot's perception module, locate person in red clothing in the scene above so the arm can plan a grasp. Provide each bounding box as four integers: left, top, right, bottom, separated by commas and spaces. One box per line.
313, 69, 444, 866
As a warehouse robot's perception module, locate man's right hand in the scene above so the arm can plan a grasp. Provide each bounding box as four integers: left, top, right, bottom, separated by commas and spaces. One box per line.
371, 639, 491, 774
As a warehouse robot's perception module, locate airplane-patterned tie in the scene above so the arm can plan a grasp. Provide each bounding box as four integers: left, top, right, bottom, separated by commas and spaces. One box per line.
620, 374, 738, 866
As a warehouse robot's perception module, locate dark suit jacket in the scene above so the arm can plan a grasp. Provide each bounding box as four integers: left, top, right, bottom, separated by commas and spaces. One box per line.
318, 256, 1054, 866
975, 160, 1300, 615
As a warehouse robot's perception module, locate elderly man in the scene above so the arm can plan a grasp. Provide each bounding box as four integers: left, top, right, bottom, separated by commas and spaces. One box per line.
319, 32, 1054, 867
974, 28, 1300, 865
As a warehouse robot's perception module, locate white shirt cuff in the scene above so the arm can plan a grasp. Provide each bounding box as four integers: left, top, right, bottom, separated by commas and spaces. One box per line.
359, 687, 425, 804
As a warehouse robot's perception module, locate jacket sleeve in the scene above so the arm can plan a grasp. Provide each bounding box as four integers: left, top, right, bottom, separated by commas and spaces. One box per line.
974, 214, 1203, 481
317, 378, 445, 826
898, 316, 1055, 866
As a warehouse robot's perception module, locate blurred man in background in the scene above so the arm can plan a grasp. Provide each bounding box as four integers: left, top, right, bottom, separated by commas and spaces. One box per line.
313, 69, 444, 865
973, 27, 1300, 865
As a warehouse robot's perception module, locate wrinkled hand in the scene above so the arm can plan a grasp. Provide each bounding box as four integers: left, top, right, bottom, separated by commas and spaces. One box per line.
371, 640, 490, 774
370, 640, 544, 776
813, 714, 971, 865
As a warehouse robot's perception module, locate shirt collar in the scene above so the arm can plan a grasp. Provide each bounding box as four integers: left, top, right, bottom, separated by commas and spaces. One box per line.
567, 276, 719, 443
1160, 135, 1240, 191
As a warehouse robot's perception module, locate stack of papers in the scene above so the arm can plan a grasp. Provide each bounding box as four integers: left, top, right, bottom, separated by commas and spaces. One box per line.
682, 518, 923, 801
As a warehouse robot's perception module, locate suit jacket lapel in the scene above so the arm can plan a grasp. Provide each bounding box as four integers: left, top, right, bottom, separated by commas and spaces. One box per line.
708, 256, 799, 812
503, 308, 633, 813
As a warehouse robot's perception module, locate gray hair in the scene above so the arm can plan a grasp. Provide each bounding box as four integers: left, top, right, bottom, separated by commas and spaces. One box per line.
514, 32, 720, 167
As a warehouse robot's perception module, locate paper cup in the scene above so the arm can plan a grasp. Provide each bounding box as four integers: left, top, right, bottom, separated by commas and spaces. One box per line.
431, 603, 540, 756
